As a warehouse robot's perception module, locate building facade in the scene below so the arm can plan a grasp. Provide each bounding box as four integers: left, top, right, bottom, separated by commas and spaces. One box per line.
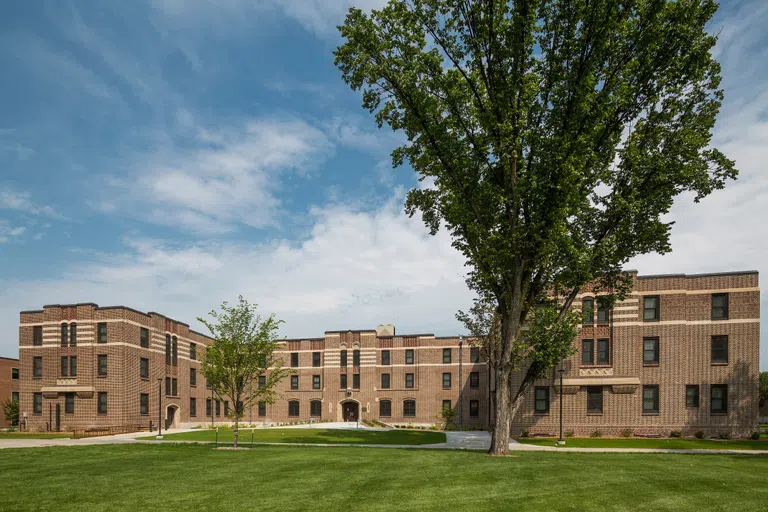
15, 270, 760, 436
0, 356, 20, 427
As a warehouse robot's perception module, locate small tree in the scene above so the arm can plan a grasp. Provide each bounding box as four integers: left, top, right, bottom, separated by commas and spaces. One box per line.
199, 296, 291, 448
3, 398, 19, 428
760, 371, 768, 409
440, 405, 457, 430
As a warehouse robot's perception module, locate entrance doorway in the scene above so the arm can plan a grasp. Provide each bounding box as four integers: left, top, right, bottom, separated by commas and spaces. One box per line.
342, 401, 359, 422
165, 404, 180, 430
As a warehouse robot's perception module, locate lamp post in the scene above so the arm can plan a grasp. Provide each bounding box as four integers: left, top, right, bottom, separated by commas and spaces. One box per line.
458, 336, 464, 431
558, 367, 565, 446
157, 377, 163, 439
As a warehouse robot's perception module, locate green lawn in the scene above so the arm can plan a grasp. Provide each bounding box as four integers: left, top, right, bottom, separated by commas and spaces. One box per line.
139, 427, 445, 445
518, 437, 768, 450
1, 444, 767, 511
0, 432, 71, 439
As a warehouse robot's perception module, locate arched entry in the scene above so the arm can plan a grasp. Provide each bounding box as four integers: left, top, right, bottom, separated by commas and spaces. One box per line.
340, 400, 359, 422
165, 404, 180, 430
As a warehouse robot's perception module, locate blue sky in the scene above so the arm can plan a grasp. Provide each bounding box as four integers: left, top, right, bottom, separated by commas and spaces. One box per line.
0, 0, 766, 369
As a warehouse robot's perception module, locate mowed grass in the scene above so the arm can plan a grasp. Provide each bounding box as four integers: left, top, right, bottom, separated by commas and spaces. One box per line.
139, 427, 445, 445
0, 432, 71, 439
518, 437, 768, 450
1, 444, 768, 511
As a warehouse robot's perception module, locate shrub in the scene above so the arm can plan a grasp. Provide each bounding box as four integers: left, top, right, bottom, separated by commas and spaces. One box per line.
695, 431, 705, 439
750, 431, 761, 440
520, 429, 529, 438
621, 428, 634, 438
718, 432, 731, 440
669, 430, 682, 438
564, 430, 574, 438
589, 430, 602, 438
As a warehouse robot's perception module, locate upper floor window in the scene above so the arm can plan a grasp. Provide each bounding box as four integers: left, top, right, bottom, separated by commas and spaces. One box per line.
442, 372, 451, 389
11, 368, 19, 380
711, 293, 729, 320
597, 339, 610, 364
69, 323, 77, 346
711, 384, 728, 414
405, 349, 414, 365
470, 371, 479, 388
340, 350, 348, 367
643, 385, 659, 414
469, 400, 479, 417
171, 336, 178, 367
381, 373, 390, 389
61, 356, 77, 377
258, 375, 266, 388
312, 352, 321, 367
291, 375, 299, 390
643, 296, 660, 321
140, 328, 149, 348
340, 374, 347, 389
33, 326, 43, 346
352, 373, 360, 389
470, 347, 480, 363
140, 394, 149, 416
381, 350, 391, 365
97, 354, 107, 376
189, 343, 196, 360
60, 323, 68, 347
290, 352, 299, 368
165, 335, 171, 364
140, 358, 149, 379
403, 400, 416, 417
353, 349, 360, 367
582, 297, 594, 325
643, 337, 659, 365
33, 356, 42, 378
313, 375, 321, 390
581, 339, 594, 365
534, 387, 549, 413
405, 373, 414, 388
190, 367, 197, 386
711, 336, 728, 364
443, 348, 452, 364
97, 323, 108, 343
596, 299, 610, 324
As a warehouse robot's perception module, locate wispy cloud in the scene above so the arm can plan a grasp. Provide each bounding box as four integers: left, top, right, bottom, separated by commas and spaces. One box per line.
0, 186, 64, 219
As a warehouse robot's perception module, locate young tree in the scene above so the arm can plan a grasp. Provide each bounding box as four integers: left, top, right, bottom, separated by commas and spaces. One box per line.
199, 296, 291, 448
3, 398, 19, 428
760, 371, 768, 409
335, 0, 736, 454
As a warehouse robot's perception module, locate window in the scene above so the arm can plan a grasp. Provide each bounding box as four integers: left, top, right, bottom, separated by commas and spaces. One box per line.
340, 374, 347, 389
290, 352, 299, 368
379, 400, 391, 417
353, 349, 360, 367
686, 385, 700, 408
65, 392, 75, 414
711, 293, 729, 320
97, 355, 107, 376
190, 367, 197, 386
216, 400, 221, 416
258, 401, 266, 417
258, 375, 266, 388
70, 356, 77, 377
172, 378, 178, 397
643, 385, 659, 414
340, 350, 347, 367
97, 392, 107, 414
381, 373, 390, 389
581, 339, 594, 365
97, 322, 107, 343
711, 384, 728, 413
61, 356, 68, 377
313, 375, 321, 390
597, 339, 610, 364
60, 323, 68, 346
643, 337, 659, 364
470, 347, 480, 363
140, 328, 149, 348
172, 336, 178, 367
403, 400, 416, 417
291, 375, 299, 390
165, 377, 171, 396
443, 348, 452, 364
33, 356, 42, 378
69, 323, 77, 346
165, 335, 171, 364
587, 386, 603, 414
33, 326, 42, 346
190, 398, 197, 417
405, 373, 414, 388
61, 356, 77, 377
534, 387, 550, 413
381, 350, 391, 365
288, 400, 300, 417
310, 400, 322, 417
140, 358, 149, 379
189, 343, 196, 360
470, 372, 479, 388
469, 400, 479, 418
582, 297, 594, 325
643, 296, 660, 321
352, 373, 360, 389
597, 299, 610, 324
224, 401, 229, 417
711, 336, 728, 364
33, 393, 42, 414
442, 400, 451, 411
12, 367, 19, 380
206, 398, 212, 417
312, 352, 321, 367
442, 372, 452, 389
405, 349, 414, 365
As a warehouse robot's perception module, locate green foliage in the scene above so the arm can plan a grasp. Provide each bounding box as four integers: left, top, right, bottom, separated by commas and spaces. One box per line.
759, 371, 768, 407
718, 432, 731, 440
590, 430, 602, 438
695, 431, 705, 439
564, 430, 574, 438
520, 429, 529, 438
750, 432, 760, 441
2, 398, 18, 427
670, 431, 682, 438
440, 405, 457, 427
621, 428, 634, 438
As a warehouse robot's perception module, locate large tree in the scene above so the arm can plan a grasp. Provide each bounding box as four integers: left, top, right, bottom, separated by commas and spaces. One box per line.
199, 296, 291, 448
335, 0, 736, 454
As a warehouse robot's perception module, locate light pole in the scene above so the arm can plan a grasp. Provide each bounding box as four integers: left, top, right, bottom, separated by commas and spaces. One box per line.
157, 377, 163, 439
558, 367, 565, 446
458, 336, 463, 431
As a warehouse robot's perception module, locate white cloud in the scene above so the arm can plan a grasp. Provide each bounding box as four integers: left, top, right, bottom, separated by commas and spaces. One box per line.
0, 186, 62, 219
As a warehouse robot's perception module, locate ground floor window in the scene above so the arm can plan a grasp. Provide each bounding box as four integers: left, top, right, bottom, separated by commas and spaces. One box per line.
686, 385, 699, 407
206, 398, 212, 417
310, 400, 322, 417
215, 400, 221, 416
97, 392, 107, 414
190, 398, 197, 417
258, 401, 266, 417
586, 386, 603, 414
442, 400, 451, 411
711, 384, 728, 413
534, 387, 549, 413
140, 394, 149, 415
469, 400, 479, 417
643, 385, 659, 414
379, 400, 391, 417
288, 400, 300, 417
33, 393, 42, 414
403, 400, 416, 417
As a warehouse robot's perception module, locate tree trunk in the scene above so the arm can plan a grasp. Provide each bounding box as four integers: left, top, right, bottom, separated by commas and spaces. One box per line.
233, 416, 239, 449
488, 367, 513, 455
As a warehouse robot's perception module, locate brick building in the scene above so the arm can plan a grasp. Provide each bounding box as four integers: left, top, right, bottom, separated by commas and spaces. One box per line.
0, 356, 20, 427
15, 270, 760, 437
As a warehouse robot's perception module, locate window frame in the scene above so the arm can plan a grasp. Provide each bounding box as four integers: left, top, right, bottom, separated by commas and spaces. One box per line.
290, 352, 299, 368
288, 400, 300, 417
165, 334, 171, 364
686, 385, 700, 408
643, 337, 660, 365
534, 386, 550, 414
64, 392, 75, 414
69, 323, 77, 346
381, 350, 391, 365
379, 399, 392, 417
140, 357, 149, 379
140, 393, 149, 416
97, 392, 107, 414
171, 336, 178, 367
711, 335, 729, 364
596, 298, 610, 325
586, 386, 603, 414
70, 355, 77, 377
190, 367, 197, 387
469, 400, 479, 418
61, 323, 68, 347
140, 328, 149, 348
61, 356, 69, 377
581, 297, 594, 325
97, 322, 108, 343
711, 293, 729, 320
340, 350, 348, 367
643, 296, 660, 322
469, 371, 479, 388
258, 401, 266, 417
443, 348, 452, 364
581, 339, 594, 365
33, 325, 43, 346
97, 354, 108, 377
312, 351, 321, 367
403, 400, 416, 417
470, 347, 480, 363
353, 349, 360, 367
642, 385, 660, 414
597, 338, 610, 364
290, 375, 299, 390
33, 356, 42, 378
310, 400, 322, 417
442, 372, 452, 389
312, 374, 321, 390
12, 367, 19, 380
189, 343, 196, 360
710, 384, 728, 414
352, 373, 360, 389
33, 392, 42, 414
405, 373, 414, 389
405, 349, 414, 365
381, 373, 390, 389
340, 374, 347, 389
190, 398, 197, 417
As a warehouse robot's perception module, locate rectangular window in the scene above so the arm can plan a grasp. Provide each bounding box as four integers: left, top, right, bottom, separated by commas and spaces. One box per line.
216, 400, 221, 416
140, 394, 149, 416
290, 353, 299, 368
189, 343, 196, 360
405, 373, 414, 388
70, 356, 77, 377
310, 400, 322, 417
405, 349, 414, 365
686, 385, 700, 408
340, 350, 347, 367
69, 323, 77, 346
582, 297, 594, 325
190, 367, 197, 386
258, 401, 266, 417
403, 400, 416, 417
381, 350, 391, 365
172, 336, 178, 367
643, 385, 659, 414
140, 328, 149, 348
97, 392, 107, 414
33, 356, 42, 378
470, 372, 479, 388
596, 299, 610, 324
33, 326, 43, 346
711, 335, 728, 364
643, 337, 659, 364
581, 339, 594, 365
172, 378, 177, 397
643, 296, 660, 321
313, 375, 321, 390
442, 372, 451, 389
61, 323, 68, 347
97, 323, 107, 343
534, 387, 550, 413
443, 348, 452, 364
97, 355, 107, 376
258, 375, 266, 388
352, 373, 360, 389
469, 400, 479, 418
379, 400, 391, 417
442, 399, 451, 411
33, 392, 42, 414
381, 373, 390, 389
224, 401, 229, 417
353, 350, 360, 367
140, 358, 149, 379
587, 386, 603, 414
206, 398, 212, 417
312, 352, 321, 367
597, 339, 610, 364
470, 347, 480, 363
340, 374, 347, 389
190, 398, 197, 417
165, 335, 171, 364
165, 377, 171, 396
65, 392, 75, 414
61, 356, 68, 377
291, 375, 299, 390
288, 401, 299, 417
711, 384, 728, 413
711, 293, 729, 320
12, 368, 19, 380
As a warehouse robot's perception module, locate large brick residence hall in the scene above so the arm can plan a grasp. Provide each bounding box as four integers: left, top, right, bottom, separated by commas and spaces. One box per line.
16, 270, 760, 437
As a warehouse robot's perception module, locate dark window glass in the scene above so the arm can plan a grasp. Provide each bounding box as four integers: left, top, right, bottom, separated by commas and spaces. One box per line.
443, 348, 451, 364
190, 398, 197, 417
70, 356, 77, 377
587, 386, 603, 413
288, 400, 299, 417
353, 373, 360, 389
172, 378, 177, 397
582, 297, 594, 325
12, 368, 19, 380
469, 400, 479, 417
33, 326, 43, 346
172, 336, 178, 367
33, 393, 42, 414
190, 367, 197, 386
190, 343, 196, 360
33, 356, 42, 378
140, 394, 150, 415
581, 339, 594, 365
643, 385, 659, 413
140, 358, 149, 379
291, 375, 299, 390
216, 400, 221, 416
165, 335, 171, 364
442, 372, 451, 389
379, 400, 392, 417
470, 347, 480, 363
534, 387, 550, 413
643, 337, 659, 364
140, 328, 149, 348
97, 323, 107, 343
405, 349, 414, 364
403, 400, 416, 417
69, 323, 77, 346
470, 372, 479, 388
596, 299, 610, 324
65, 392, 75, 414
643, 296, 659, 321
381, 373, 390, 389
206, 398, 212, 417
340, 374, 347, 389
711, 293, 729, 320
405, 373, 414, 388
686, 385, 699, 407
310, 400, 322, 417
97, 355, 107, 376
165, 377, 170, 396
711, 384, 728, 413
312, 352, 321, 367
353, 350, 360, 367
340, 350, 347, 367
442, 400, 451, 411
97, 392, 107, 414
258, 401, 266, 417
224, 401, 229, 417
258, 375, 266, 388
61, 356, 68, 377
290, 353, 299, 368
711, 336, 728, 364
60, 323, 68, 347
381, 350, 391, 365
597, 339, 610, 364
313, 375, 321, 390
